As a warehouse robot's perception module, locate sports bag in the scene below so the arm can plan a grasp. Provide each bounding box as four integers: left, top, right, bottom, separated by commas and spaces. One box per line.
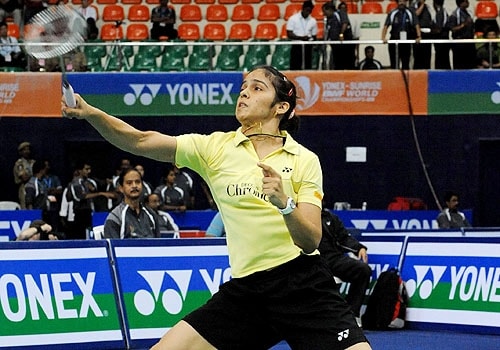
361, 267, 409, 330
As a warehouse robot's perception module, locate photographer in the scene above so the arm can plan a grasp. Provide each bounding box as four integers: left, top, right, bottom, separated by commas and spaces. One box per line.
16, 220, 59, 241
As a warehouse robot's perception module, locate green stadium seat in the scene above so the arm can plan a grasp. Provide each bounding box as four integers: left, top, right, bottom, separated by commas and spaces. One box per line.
188, 52, 212, 71
159, 51, 186, 71
131, 52, 158, 72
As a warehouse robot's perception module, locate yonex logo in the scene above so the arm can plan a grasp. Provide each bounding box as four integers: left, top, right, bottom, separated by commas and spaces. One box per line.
282, 167, 292, 173
134, 270, 192, 316
405, 265, 446, 299
293, 76, 320, 111
337, 329, 349, 341
124, 84, 161, 106
491, 82, 500, 104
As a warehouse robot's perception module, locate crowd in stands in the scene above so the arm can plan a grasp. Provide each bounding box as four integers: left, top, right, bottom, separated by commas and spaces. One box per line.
1, 0, 500, 71
10, 140, 216, 240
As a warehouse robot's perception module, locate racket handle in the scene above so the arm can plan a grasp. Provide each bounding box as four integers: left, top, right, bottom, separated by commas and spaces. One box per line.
62, 80, 77, 108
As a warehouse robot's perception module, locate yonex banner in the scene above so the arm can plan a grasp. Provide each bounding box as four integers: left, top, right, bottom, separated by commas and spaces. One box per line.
0, 210, 42, 241
402, 237, 500, 334
66, 72, 241, 116
0, 240, 125, 349
109, 239, 229, 349
428, 70, 500, 115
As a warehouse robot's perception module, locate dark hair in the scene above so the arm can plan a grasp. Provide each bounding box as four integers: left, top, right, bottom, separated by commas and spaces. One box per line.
302, 1, 314, 10
32, 159, 45, 175
444, 190, 459, 203
322, 2, 335, 11
365, 45, 375, 53
250, 65, 300, 133
118, 168, 142, 186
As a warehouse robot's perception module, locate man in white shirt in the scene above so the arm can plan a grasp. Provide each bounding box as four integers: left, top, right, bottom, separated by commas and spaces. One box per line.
78, 0, 97, 21
286, 1, 318, 70
0, 21, 24, 68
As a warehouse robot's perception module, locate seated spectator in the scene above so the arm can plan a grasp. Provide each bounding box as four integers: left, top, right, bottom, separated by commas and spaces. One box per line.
437, 190, 471, 228
150, 0, 178, 40
0, 20, 25, 69
0, 0, 22, 29
154, 164, 186, 212
205, 211, 225, 237
104, 168, 160, 239
358, 45, 383, 70
16, 220, 58, 241
145, 193, 180, 237
318, 208, 372, 327
476, 27, 500, 69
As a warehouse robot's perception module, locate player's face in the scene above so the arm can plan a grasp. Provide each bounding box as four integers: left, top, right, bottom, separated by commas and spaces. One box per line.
236, 69, 277, 127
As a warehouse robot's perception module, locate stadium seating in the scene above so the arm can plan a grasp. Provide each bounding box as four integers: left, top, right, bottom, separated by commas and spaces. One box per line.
180, 4, 202, 21
311, 5, 324, 20
100, 23, 124, 40
206, 4, 228, 21
121, 0, 142, 4
219, 0, 238, 4
7, 23, 20, 39
284, 4, 301, 20
215, 42, 243, 71
271, 40, 291, 70
178, 23, 201, 40
229, 23, 253, 40
97, 0, 117, 4
386, 2, 397, 12
131, 52, 158, 71
257, 4, 280, 21
128, 4, 150, 21
102, 4, 125, 22
137, 40, 164, 57
254, 22, 278, 40
126, 23, 149, 40
476, 1, 498, 19
203, 23, 226, 40
231, 4, 254, 21
362, 2, 383, 14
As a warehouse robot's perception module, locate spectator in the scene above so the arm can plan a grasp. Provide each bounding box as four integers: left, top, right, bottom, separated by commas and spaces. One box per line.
135, 164, 153, 202
145, 193, 179, 237
412, 0, 433, 69
67, 161, 114, 239
448, 0, 475, 69
150, 0, 178, 40
381, 0, 421, 69
286, 0, 317, 70
335, 1, 356, 70
12, 141, 34, 209
59, 169, 79, 240
0, 0, 22, 30
42, 159, 63, 233
205, 211, 225, 237
16, 220, 58, 241
436, 190, 471, 228
0, 20, 25, 69
476, 28, 500, 69
319, 208, 372, 327
358, 45, 383, 70
153, 164, 186, 212
104, 168, 160, 239
78, 0, 97, 21
431, 0, 451, 69
173, 165, 195, 209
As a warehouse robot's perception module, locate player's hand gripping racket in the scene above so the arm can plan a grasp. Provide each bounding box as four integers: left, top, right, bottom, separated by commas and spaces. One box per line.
24, 5, 87, 108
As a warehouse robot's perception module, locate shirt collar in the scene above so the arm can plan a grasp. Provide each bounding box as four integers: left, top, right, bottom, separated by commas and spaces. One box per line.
233, 127, 300, 155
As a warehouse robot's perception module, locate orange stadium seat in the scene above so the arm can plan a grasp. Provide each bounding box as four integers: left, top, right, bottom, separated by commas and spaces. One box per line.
97, 0, 117, 4
241, 0, 261, 4
311, 5, 324, 20
476, 1, 498, 19
284, 4, 301, 20
280, 23, 287, 39
206, 4, 228, 21
126, 23, 149, 40
265, 0, 285, 3
121, 0, 142, 4
102, 4, 125, 21
194, 0, 214, 4
219, 0, 238, 4
254, 22, 278, 40
7, 23, 20, 39
101, 23, 124, 40
345, 2, 358, 13
231, 4, 254, 21
180, 4, 202, 21
362, 2, 383, 14
257, 4, 281, 21
171, 0, 190, 3
386, 2, 397, 12
178, 23, 201, 40
145, 0, 160, 3
317, 21, 324, 39
128, 4, 150, 21
229, 23, 253, 40
203, 23, 226, 40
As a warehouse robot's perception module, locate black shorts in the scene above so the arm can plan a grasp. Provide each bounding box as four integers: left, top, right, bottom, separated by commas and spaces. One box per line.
184, 254, 368, 349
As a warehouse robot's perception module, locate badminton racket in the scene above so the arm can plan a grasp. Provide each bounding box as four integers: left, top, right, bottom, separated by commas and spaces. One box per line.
24, 5, 87, 108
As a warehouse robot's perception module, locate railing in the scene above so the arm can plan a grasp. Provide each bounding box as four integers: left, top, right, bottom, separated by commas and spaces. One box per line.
2, 38, 500, 72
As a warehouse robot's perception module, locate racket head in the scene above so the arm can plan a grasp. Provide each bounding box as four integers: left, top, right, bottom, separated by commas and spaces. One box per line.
24, 5, 88, 59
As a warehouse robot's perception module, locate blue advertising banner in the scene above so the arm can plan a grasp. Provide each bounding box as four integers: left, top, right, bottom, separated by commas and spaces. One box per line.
401, 237, 500, 334
0, 210, 42, 241
109, 238, 229, 349
0, 240, 125, 349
